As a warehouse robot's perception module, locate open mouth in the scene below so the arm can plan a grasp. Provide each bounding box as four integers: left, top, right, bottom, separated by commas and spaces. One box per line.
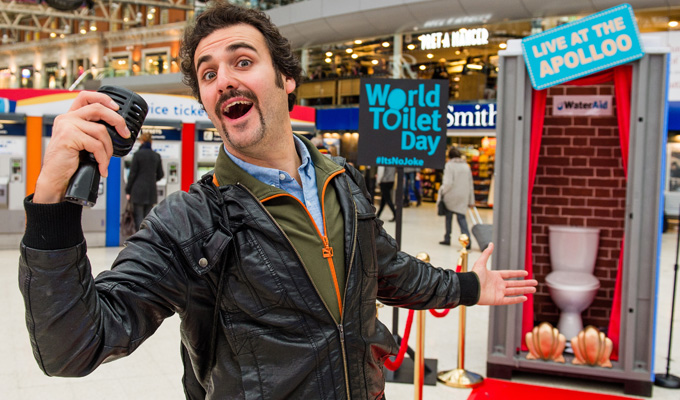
223, 100, 253, 120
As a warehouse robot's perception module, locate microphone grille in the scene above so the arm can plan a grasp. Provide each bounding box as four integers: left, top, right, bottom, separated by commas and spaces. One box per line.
97, 86, 149, 157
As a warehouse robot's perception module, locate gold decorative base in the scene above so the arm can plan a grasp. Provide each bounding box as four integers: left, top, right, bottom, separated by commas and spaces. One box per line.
437, 368, 484, 388
525, 322, 566, 363
571, 326, 613, 368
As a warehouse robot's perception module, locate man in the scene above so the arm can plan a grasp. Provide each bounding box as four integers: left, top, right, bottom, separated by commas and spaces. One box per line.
19, 2, 536, 399
125, 131, 164, 230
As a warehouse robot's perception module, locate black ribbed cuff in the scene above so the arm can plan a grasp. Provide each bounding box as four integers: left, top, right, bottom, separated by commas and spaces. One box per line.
23, 194, 84, 250
458, 271, 480, 306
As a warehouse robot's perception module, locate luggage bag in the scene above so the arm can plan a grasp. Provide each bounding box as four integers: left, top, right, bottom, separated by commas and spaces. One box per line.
468, 206, 492, 251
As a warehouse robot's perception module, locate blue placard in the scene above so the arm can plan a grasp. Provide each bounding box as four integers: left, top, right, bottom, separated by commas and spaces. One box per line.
357, 79, 448, 168
521, 3, 643, 90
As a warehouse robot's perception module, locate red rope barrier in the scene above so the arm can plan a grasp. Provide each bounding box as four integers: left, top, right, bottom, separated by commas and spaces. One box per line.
429, 308, 450, 317
383, 309, 415, 371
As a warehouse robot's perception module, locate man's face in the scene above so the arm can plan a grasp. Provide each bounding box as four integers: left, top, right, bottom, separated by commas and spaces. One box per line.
194, 24, 295, 159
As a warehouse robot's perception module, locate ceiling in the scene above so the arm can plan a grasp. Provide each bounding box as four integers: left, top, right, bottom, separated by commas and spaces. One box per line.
0, 0, 193, 43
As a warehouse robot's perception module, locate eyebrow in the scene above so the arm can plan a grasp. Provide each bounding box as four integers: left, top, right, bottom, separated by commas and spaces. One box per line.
195, 41, 259, 72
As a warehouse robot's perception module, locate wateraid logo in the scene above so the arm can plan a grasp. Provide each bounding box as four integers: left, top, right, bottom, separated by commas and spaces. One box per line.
553, 95, 612, 116
365, 83, 443, 156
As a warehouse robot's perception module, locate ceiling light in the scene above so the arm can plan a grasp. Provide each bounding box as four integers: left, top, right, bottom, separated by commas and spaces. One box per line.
346, 48, 353, 54
407, 44, 416, 50
499, 43, 507, 49
467, 64, 483, 70
79, 21, 86, 34
419, 65, 426, 70
325, 51, 333, 57
351, 54, 358, 59
354, 39, 362, 44
90, 23, 97, 31
325, 58, 332, 63
371, 60, 379, 65
427, 53, 434, 59
670, 21, 679, 28
50, 32, 56, 38
382, 42, 390, 47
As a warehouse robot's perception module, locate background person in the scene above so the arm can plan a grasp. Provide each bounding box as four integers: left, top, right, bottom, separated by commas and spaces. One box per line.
438, 146, 475, 249
376, 165, 397, 222
125, 132, 164, 230
18, 3, 536, 399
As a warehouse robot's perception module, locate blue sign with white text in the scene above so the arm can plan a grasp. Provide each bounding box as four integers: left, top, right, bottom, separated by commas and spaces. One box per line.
357, 79, 447, 168
521, 3, 643, 90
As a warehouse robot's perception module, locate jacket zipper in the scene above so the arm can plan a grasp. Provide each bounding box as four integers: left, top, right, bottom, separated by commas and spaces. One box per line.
236, 173, 356, 399
339, 181, 359, 400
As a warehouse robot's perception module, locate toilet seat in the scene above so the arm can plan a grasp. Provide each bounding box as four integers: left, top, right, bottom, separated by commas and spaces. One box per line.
545, 271, 600, 291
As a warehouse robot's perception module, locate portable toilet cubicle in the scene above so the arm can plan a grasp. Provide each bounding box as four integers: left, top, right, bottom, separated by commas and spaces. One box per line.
486, 36, 668, 396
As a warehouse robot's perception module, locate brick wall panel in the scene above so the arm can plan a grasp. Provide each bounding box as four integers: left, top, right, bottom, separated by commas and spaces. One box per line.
566, 87, 598, 95
532, 81, 625, 330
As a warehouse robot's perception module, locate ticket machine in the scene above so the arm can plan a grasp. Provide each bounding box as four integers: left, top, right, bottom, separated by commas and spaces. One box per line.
42, 115, 108, 246
123, 119, 182, 205
195, 121, 221, 180
0, 113, 27, 248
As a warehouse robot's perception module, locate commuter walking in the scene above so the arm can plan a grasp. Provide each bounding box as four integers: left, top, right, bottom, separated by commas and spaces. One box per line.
377, 166, 396, 222
438, 146, 475, 248
125, 132, 164, 230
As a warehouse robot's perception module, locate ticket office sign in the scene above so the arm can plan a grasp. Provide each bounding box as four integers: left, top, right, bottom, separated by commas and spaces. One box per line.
357, 78, 447, 168
521, 3, 643, 90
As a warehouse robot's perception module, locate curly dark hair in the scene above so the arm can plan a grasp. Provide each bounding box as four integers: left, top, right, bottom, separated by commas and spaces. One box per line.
180, 1, 301, 111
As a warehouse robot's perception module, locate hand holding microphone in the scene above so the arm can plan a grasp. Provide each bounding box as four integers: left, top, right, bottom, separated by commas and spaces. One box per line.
34, 87, 148, 206
65, 86, 148, 206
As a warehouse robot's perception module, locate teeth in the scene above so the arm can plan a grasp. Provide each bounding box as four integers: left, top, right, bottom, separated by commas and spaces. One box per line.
224, 100, 252, 112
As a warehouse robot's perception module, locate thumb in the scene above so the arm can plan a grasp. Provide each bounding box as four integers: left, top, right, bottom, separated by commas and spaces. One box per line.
472, 242, 494, 272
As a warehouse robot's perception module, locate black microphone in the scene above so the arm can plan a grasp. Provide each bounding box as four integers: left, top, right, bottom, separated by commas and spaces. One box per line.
64, 86, 148, 207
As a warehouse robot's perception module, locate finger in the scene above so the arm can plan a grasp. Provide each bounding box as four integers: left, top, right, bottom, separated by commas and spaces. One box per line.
72, 121, 114, 176
503, 287, 536, 296
505, 279, 538, 287
69, 91, 119, 113
74, 102, 131, 140
501, 296, 528, 305
473, 242, 494, 268
497, 270, 529, 279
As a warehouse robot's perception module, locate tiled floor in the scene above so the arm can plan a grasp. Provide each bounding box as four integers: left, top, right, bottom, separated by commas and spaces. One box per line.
2, 203, 679, 399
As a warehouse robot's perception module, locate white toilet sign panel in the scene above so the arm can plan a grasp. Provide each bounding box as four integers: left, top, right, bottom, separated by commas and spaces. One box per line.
552, 95, 613, 116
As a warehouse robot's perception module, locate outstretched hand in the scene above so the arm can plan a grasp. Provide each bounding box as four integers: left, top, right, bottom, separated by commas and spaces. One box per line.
471, 243, 537, 306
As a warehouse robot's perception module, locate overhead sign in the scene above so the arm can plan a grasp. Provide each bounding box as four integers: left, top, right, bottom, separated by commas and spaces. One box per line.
357, 78, 447, 168
553, 95, 613, 116
521, 3, 643, 90
447, 103, 497, 129
420, 28, 489, 50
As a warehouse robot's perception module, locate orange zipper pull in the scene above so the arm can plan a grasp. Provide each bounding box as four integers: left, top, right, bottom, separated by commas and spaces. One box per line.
322, 236, 334, 258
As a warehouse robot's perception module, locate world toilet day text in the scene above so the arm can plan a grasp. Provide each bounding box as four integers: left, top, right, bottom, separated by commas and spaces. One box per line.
364, 83, 443, 156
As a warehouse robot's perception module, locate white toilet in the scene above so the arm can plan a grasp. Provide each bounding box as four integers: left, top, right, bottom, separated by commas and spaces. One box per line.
545, 225, 601, 341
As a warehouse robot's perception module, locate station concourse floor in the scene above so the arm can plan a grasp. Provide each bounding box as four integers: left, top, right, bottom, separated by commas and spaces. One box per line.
2, 202, 680, 399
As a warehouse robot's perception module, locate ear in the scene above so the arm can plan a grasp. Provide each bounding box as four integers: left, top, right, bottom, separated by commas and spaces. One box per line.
284, 75, 296, 94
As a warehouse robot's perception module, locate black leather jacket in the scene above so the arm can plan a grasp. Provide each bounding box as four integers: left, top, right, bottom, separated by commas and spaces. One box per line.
19, 159, 478, 399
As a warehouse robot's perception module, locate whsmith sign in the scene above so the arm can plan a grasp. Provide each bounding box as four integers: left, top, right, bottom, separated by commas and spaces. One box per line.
447, 103, 497, 129
521, 3, 643, 90
358, 79, 447, 168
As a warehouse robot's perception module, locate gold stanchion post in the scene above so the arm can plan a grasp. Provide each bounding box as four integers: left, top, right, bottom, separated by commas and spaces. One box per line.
437, 234, 484, 388
413, 252, 429, 400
